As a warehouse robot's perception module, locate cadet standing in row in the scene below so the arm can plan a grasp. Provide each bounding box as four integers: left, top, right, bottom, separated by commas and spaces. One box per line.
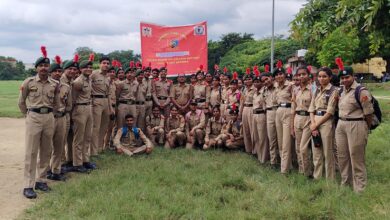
240, 68, 255, 154
170, 73, 193, 115
153, 65, 172, 118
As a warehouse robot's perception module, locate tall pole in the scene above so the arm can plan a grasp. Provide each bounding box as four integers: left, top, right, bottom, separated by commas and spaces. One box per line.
271, 0, 275, 72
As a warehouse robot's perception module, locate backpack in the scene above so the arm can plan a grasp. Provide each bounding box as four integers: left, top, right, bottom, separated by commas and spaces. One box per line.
121, 126, 140, 139
339, 85, 382, 130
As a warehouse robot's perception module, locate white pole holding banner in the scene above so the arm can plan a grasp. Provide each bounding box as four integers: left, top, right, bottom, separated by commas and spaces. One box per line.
271, 0, 275, 72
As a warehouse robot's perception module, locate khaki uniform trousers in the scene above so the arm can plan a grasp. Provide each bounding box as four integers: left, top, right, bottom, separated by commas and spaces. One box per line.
312, 115, 335, 180
145, 100, 153, 119
336, 120, 368, 192
242, 106, 254, 154
294, 115, 312, 176
147, 127, 165, 146
64, 113, 72, 162
24, 112, 54, 188
104, 115, 116, 149
117, 103, 137, 129
253, 113, 269, 163
186, 129, 205, 149
51, 115, 67, 174
215, 134, 244, 149
275, 107, 293, 173
266, 109, 279, 165
165, 131, 186, 149
136, 104, 146, 132
72, 105, 92, 166
118, 145, 149, 157
91, 98, 110, 155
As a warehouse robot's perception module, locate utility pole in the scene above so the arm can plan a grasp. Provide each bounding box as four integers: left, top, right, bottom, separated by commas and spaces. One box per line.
271, 0, 275, 72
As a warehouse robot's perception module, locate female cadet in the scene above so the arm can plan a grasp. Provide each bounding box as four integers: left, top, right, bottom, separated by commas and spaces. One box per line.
252, 70, 269, 163
193, 67, 210, 113
209, 76, 222, 112
240, 68, 255, 154
308, 67, 338, 180
291, 66, 313, 177
203, 106, 225, 150
274, 60, 294, 174
335, 58, 374, 192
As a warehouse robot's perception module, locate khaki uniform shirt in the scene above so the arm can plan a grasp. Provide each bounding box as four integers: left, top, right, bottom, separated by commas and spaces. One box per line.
136, 80, 148, 102
90, 70, 110, 96
185, 110, 206, 132
264, 85, 278, 108
276, 81, 292, 104
60, 74, 73, 112
338, 81, 374, 118
193, 81, 210, 102
252, 87, 266, 110
54, 82, 71, 113
146, 115, 165, 130
18, 75, 59, 114
222, 120, 243, 138
117, 79, 138, 101
114, 126, 151, 148
142, 78, 153, 101
209, 87, 222, 107
109, 80, 116, 105
153, 79, 172, 105
227, 89, 241, 107
241, 85, 255, 107
170, 83, 193, 106
165, 115, 185, 133
308, 83, 338, 115
205, 116, 224, 140
221, 85, 230, 104
72, 74, 91, 104
292, 84, 312, 113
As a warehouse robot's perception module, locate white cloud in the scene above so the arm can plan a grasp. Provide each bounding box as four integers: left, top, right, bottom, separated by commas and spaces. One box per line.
0, 0, 306, 63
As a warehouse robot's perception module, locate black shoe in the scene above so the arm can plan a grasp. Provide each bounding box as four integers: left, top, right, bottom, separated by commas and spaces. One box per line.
83, 162, 97, 170
35, 182, 51, 192
23, 188, 37, 199
270, 164, 279, 170
307, 175, 314, 180
47, 173, 66, 181
73, 165, 89, 173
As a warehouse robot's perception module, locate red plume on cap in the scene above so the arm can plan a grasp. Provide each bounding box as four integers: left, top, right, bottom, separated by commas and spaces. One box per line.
136, 61, 141, 68
142, 66, 146, 70
246, 67, 251, 75
130, 61, 135, 68
223, 67, 228, 73
41, 46, 47, 58
232, 103, 237, 111
264, 64, 270, 73
307, 65, 312, 73
233, 72, 238, 80
117, 61, 122, 68
214, 64, 219, 70
335, 57, 344, 70
255, 69, 260, 77
199, 65, 204, 71
287, 67, 292, 74
88, 53, 95, 62
148, 62, 151, 67
74, 54, 79, 63
276, 60, 283, 69
253, 65, 258, 71
54, 55, 61, 65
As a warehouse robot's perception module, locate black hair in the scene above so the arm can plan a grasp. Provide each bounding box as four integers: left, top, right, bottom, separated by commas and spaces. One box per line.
212, 106, 221, 112
318, 67, 333, 77
296, 65, 310, 75
125, 114, 134, 119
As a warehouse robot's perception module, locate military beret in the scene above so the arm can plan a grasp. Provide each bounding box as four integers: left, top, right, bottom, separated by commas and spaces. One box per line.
116, 67, 124, 74
144, 66, 151, 72
338, 66, 354, 78
160, 67, 167, 72
272, 60, 285, 77
35, 46, 50, 68
189, 100, 197, 105
152, 68, 160, 73
79, 60, 92, 69
136, 69, 144, 76
63, 60, 79, 70
49, 63, 61, 72
99, 55, 110, 63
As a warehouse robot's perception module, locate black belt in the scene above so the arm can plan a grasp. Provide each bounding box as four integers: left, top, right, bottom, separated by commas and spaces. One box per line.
92, 95, 108, 98
244, 104, 253, 107
296, 110, 310, 116
157, 96, 168, 100
75, 102, 90, 106
266, 106, 278, 111
54, 112, 66, 118
253, 108, 265, 114
135, 101, 145, 105
278, 103, 291, 108
315, 111, 326, 116
28, 107, 53, 114
119, 100, 135, 105
195, 98, 206, 103
339, 117, 364, 121
146, 97, 152, 101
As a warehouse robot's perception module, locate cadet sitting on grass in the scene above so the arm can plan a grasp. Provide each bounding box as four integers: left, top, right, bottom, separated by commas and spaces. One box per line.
113, 114, 153, 156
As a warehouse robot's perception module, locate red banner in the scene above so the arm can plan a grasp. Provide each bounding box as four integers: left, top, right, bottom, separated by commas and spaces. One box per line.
140, 21, 208, 75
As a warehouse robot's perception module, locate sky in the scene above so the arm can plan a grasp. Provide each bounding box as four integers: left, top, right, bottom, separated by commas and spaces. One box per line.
0, 0, 306, 63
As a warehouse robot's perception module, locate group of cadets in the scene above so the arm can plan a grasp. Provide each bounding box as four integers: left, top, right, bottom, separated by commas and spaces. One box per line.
19, 47, 375, 199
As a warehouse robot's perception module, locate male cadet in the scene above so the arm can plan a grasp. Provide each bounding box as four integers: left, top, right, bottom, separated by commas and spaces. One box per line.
60, 55, 78, 170
90, 55, 114, 155
71, 54, 96, 173
146, 106, 165, 146
240, 68, 255, 154
47, 55, 69, 181
103, 64, 117, 150
170, 73, 193, 115
152, 67, 160, 81
165, 106, 186, 148
193, 66, 210, 113
185, 100, 206, 149
116, 64, 138, 129
143, 64, 154, 118
135, 69, 149, 131
153, 64, 172, 117
113, 114, 153, 156
19, 46, 58, 199
215, 104, 244, 149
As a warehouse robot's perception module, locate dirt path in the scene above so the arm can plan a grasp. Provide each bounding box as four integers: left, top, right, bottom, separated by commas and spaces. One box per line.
0, 118, 33, 220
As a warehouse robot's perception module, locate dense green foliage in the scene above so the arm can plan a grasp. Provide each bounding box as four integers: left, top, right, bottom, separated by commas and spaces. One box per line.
0, 57, 27, 80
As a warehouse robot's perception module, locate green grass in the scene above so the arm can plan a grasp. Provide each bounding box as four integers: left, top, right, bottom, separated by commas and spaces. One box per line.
0, 80, 23, 118
1, 81, 387, 219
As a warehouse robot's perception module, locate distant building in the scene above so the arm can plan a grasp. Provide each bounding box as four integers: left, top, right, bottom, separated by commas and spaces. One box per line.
0, 57, 17, 67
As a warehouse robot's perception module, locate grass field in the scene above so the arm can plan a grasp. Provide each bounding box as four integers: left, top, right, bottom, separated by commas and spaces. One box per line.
0, 81, 23, 118
1, 80, 388, 219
